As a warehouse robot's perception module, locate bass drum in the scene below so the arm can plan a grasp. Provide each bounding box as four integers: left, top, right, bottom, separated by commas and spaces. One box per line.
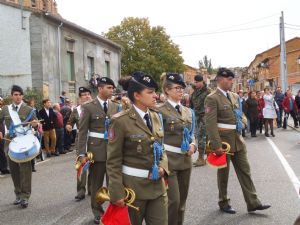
8, 134, 41, 163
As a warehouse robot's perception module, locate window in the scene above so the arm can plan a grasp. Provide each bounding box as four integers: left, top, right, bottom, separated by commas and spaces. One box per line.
87, 57, 94, 80
105, 61, 110, 77
66, 51, 75, 81
31, 0, 36, 7
42, 0, 47, 10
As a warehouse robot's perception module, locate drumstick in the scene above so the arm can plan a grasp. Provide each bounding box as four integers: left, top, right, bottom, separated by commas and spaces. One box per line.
18, 119, 44, 126
2, 137, 15, 142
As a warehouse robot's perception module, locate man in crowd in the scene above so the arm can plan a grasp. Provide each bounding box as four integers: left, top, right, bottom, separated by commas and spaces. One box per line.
39, 99, 57, 157
53, 103, 66, 155
274, 87, 285, 128
190, 74, 211, 167
0, 97, 9, 175
0, 85, 39, 208
66, 87, 92, 201
60, 99, 73, 152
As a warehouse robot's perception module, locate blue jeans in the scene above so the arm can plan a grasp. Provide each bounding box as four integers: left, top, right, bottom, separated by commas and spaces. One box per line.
276, 108, 283, 127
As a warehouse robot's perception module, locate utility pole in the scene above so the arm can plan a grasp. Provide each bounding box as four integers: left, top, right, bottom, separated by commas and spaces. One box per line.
280, 11, 288, 92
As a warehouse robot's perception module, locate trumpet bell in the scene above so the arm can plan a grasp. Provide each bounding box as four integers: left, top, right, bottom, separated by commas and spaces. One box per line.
95, 187, 110, 204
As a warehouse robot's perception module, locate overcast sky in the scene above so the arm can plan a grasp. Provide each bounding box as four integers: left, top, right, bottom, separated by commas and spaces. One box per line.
55, 0, 300, 68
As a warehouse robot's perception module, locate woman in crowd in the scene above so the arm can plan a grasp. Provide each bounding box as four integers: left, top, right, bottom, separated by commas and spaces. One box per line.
282, 89, 299, 129
257, 91, 265, 134
262, 87, 277, 137
244, 91, 259, 137
106, 72, 169, 225
158, 73, 196, 225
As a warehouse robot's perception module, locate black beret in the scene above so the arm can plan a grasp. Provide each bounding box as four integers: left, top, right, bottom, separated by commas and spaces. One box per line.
217, 68, 235, 78
194, 74, 203, 82
166, 73, 186, 88
11, 85, 24, 95
78, 87, 91, 95
132, 71, 158, 90
98, 77, 116, 88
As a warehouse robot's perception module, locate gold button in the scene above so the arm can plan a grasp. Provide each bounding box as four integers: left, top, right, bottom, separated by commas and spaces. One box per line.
150, 145, 153, 148
96, 117, 99, 119
138, 140, 141, 143
151, 137, 155, 141
91, 142, 94, 145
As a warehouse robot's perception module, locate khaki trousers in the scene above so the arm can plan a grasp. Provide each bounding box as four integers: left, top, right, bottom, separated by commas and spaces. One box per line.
167, 169, 191, 225
217, 148, 261, 210
8, 158, 32, 200
129, 193, 168, 225
43, 129, 56, 153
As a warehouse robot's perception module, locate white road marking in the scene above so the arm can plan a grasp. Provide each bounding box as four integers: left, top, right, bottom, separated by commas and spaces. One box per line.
36, 159, 50, 165
266, 137, 300, 199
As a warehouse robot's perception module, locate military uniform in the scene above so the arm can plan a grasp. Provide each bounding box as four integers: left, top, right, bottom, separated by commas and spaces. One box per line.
78, 98, 120, 218
107, 106, 169, 225
158, 100, 195, 225
205, 87, 263, 211
190, 83, 211, 166
0, 102, 37, 204
67, 104, 90, 199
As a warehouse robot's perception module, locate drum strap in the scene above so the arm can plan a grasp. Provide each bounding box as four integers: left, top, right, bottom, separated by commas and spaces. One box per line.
8, 104, 23, 136
77, 105, 82, 117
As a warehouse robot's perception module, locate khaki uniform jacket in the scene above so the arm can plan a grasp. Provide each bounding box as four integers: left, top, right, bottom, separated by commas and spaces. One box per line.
78, 99, 120, 162
204, 89, 247, 152
0, 103, 37, 134
157, 101, 195, 171
107, 107, 169, 202
67, 107, 80, 128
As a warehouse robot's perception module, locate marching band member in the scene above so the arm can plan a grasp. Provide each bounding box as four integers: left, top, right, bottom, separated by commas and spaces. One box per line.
107, 72, 169, 225
205, 68, 271, 214
0, 85, 39, 208
66, 87, 92, 201
157, 73, 196, 225
77, 78, 121, 224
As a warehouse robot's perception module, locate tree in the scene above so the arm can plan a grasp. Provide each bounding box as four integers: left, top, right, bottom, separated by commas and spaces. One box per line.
199, 55, 215, 74
105, 17, 185, 82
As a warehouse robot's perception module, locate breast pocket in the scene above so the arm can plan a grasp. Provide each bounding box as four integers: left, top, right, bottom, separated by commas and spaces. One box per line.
129, 135, 149, 154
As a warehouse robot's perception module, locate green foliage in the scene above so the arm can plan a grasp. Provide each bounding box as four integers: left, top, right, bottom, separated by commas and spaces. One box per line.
105, 17, 185, 83
199, 55, 216, 74
23, 88, 43, 110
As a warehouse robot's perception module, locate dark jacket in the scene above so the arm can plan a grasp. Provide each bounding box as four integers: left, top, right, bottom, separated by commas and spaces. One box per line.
39, 108, 57, 131
274, 92, 285, 109
244, 98, 259, 121
295, 95, 300, 110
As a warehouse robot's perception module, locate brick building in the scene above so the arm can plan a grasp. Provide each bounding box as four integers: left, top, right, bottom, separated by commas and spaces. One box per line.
247, 37, 300, 91
0, 0, 121, 102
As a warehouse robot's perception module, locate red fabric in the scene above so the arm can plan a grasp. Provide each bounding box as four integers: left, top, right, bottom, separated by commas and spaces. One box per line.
101, 204, 131, 225
257, 98, 265, 119
282, 96, 298, 113
207, 153, 227, 169
54, 111, 64, 128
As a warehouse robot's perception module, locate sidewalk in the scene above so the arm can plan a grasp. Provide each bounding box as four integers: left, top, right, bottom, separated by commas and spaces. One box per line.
287, 117, 300, 132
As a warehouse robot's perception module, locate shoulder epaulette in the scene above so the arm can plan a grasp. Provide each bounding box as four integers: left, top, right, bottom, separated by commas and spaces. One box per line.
207, 90, 217, 97
112, 109, 129, 119
82, 99, 93, 105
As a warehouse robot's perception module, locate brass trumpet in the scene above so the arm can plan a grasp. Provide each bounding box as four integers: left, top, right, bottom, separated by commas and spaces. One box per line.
75, 152, 94, 170
96, 187, 139, 211
206, 141, 233, 155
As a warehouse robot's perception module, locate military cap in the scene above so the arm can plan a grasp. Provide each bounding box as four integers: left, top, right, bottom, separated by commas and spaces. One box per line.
217, 67, 235, 78
78, 86, 91, 96
132, 71, 158, 91
166, 73, 186, 88
194, 74, 203, 82
11, 85, 24, 95
98, 77, 116, 88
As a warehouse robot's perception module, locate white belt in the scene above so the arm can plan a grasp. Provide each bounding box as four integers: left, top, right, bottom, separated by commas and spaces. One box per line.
164, 144, 185, 154
217, 123, 236, 129
89, 132, 104, 139
122, 165, 149, 178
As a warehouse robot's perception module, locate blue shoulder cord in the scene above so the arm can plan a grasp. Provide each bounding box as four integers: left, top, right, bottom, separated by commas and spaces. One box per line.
104, 104, 122, 141
9, 109, 35, 138
234, 97, 243, 134
151, 113, 164, 181
181, 109, 196, 152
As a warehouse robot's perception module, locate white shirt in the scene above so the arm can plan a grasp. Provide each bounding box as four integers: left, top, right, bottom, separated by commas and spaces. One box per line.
97, 96, 108, 111
133, 104, 151, 126
217, 87, 229, 97
12, 101, 23, 112
44, 108, 50, 117
167, 99, 181, 109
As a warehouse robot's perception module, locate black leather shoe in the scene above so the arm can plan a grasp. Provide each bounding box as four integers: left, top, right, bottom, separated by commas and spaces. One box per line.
1, 169, 10, 174
248, 204, 271, 212
220, 206, 236, 214
265, 133, 270, 137
75, 195, 85, 201
20, 199, 28, 208
271, 133, 275, 137
52, 152, 59, 156
13, 198, 22, 205
94, 216, 101, 224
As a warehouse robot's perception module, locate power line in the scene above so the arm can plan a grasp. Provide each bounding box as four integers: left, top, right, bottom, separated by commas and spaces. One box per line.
172, 24, 277, 38
285, 23, 300, 28
285, 26, 300, 31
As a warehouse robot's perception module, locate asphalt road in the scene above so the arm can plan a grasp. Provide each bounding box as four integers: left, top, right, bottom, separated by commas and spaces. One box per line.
1, 126, 300, 225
